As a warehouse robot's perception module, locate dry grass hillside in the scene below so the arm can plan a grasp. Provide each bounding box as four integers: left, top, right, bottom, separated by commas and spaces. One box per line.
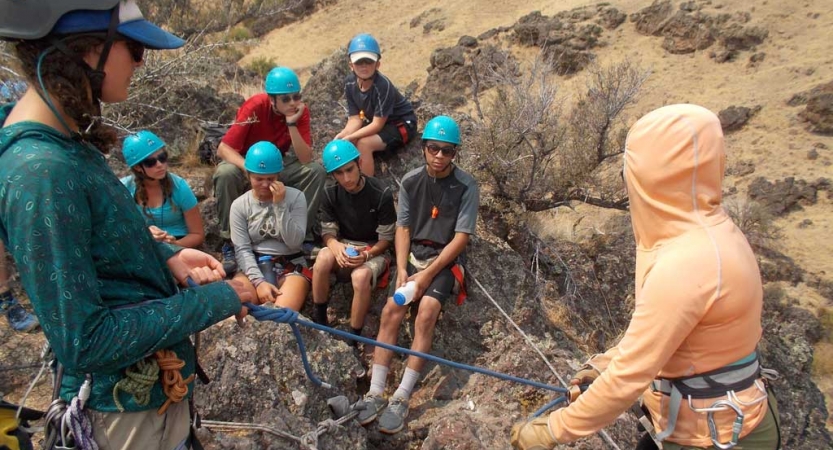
246, 0, 833, 427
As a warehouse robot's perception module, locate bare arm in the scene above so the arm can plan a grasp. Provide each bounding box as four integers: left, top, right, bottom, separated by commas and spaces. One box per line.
289, 126, 312, 164
345, 116, 387, 141
173, 207, 205, 249
394, 226, 411, 288
217, 142, 246, 171
336, 115, 366, 140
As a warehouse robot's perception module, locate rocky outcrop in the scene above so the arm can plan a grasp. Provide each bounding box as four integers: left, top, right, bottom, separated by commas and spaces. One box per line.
718, 105, 761, 132
422, 44, 517, 108
630, 0, 768, 61
748, 176, 830, 216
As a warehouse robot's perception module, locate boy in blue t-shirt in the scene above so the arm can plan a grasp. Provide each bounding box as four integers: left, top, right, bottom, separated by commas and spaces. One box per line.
335, 33, 418, 177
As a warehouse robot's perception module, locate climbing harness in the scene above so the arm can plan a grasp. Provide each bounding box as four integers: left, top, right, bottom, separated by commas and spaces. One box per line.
650, 352, 776, 449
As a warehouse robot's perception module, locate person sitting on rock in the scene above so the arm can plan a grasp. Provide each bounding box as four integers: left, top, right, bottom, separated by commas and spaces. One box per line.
511, 104, 780, 450
357, 116, 479, 435
121, 130, 205, 248
230, 141, 310, 311
214, 66, 326, 273
311, 140, 396, 344
334, 33, 418, 177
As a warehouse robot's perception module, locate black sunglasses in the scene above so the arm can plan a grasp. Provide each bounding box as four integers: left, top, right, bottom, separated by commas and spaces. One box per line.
141, 152, 168, 168
123, 39, 145, 63
425, 143, 457, 157
274, 93, 302, 103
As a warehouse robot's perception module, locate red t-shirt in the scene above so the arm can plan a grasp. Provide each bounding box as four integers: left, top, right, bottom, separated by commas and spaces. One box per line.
221, 93, 312, 156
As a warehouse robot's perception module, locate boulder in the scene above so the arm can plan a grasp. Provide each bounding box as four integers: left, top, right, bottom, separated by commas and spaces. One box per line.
718, 105, 761, 132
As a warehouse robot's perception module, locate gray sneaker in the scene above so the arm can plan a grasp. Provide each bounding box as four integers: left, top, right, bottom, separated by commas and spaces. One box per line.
378, 396, 409, 434
356, 394, 387, 426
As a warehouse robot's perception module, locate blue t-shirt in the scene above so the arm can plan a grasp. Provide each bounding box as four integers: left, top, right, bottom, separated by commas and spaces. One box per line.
120, 173, 198, 237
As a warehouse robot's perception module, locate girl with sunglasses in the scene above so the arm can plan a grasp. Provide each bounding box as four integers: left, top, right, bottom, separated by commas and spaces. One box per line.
122, 130, 205, 248
0, 1, 255, 448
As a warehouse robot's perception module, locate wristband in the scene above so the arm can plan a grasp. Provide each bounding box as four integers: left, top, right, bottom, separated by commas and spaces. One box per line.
286, 121, 297, 127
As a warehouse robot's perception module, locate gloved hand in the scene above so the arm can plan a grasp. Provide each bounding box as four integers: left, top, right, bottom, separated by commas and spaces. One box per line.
510, 416, 558, 450
570, 364, 600, 386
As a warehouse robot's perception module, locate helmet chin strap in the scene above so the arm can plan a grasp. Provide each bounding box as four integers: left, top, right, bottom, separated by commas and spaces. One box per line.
35, 3, 121, 137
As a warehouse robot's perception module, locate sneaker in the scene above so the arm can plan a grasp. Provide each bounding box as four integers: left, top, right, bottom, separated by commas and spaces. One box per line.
356, 394, 387, 426
221, 242, 237, 275
378, 396, 409, 434
1, 295, 39, 333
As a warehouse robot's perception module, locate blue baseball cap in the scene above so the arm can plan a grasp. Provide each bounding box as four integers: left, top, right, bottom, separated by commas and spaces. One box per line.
52, 0, 184, 49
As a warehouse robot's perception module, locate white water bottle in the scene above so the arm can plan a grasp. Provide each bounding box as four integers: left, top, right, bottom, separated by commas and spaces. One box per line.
393, 281, 417, 306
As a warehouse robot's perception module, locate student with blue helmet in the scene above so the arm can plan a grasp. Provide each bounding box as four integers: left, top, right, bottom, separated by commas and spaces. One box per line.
312, 140, 396, 343
229, 141, 311, 312
335, 33, 418, 177
121, 130, 205, 248
357, 116, 479, 435
0, 1, 254, 448
214, 66, 326, 274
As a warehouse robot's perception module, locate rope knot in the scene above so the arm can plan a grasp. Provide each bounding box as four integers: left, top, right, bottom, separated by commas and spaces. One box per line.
245, 303, 299, 324
155, 349, 194, 415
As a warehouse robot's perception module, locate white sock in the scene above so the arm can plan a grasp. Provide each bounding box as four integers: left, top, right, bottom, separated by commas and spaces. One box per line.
368, 364, 389, 397
392, 368, 420, 400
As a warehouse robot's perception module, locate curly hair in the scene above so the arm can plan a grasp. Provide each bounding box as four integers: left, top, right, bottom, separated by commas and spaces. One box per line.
130, 167, 177, 220
14, 35, 118, 152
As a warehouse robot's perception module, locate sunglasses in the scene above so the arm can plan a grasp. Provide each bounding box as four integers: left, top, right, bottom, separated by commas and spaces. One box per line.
123, 39, 145, 63
274, 93, 302, 103
141, 152, 168, 168
425, 144, 457, 157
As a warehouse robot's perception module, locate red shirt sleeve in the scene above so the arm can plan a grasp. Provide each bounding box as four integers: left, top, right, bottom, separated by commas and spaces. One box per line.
221, 99, 258, 155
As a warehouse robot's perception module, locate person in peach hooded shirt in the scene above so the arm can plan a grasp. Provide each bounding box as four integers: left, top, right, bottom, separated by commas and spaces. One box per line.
511, 104, 781, 450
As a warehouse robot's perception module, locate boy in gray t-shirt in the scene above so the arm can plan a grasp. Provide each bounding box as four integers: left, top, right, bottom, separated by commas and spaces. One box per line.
356, 116, 479, 435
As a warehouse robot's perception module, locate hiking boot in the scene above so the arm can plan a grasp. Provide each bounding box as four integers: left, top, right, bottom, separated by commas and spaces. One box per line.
1, 294, 39, 333
356, 394, 387, 426
378, 396, 409, 434
221, 242, 237, 276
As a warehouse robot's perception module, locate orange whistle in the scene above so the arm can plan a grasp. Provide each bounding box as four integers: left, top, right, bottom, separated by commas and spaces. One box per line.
431, 206, 439, 219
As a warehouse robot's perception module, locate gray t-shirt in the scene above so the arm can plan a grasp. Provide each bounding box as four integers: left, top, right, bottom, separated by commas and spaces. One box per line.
230, 188, 306, 283
397, 165, 479, 260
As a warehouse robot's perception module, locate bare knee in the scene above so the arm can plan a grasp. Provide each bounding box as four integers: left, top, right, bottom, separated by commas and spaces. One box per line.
314, 248, 336, 272
351, 268, 372, 291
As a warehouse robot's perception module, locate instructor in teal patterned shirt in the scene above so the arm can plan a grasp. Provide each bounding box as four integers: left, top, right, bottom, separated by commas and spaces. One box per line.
0, 1, 256, 449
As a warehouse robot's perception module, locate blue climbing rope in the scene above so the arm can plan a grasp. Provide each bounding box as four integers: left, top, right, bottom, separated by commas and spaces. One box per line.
243, 303, 570, 405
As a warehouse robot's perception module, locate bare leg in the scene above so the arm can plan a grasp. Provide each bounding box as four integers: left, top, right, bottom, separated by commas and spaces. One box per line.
312, 247, 336, 305
372, 297, 409, 368
276, 276, 310, 312
350, 266, 373, 331
404, 297, 442, 373
355, 135, 386, 176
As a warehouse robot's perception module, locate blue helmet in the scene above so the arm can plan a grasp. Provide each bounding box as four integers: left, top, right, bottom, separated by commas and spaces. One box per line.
322, 140, 361, 173
123, 130, 166, 168
245, 141, 284, 174
348, 33, 381, 62
422, 115, 461, 145
265, 66, 301, 95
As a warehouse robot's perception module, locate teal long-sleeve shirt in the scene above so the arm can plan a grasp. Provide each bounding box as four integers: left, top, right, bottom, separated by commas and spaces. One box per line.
0, 104, 241, 412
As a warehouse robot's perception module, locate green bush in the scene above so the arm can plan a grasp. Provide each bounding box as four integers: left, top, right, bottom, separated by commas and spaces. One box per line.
247, 57, 276, 77
228, 26, 252, 42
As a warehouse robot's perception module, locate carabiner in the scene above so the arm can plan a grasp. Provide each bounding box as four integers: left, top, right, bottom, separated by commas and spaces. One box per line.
706, 400, 744, 450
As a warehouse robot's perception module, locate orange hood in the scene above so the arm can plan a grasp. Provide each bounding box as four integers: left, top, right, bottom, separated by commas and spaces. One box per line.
624, 104, 728, 250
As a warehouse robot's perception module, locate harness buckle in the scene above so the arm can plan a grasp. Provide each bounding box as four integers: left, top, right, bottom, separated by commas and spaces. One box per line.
706, 400, 744, 450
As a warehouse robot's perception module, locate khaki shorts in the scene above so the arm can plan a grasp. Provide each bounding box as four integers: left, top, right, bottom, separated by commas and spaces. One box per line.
89, 401, 190, 450
335, 240, 389, 289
